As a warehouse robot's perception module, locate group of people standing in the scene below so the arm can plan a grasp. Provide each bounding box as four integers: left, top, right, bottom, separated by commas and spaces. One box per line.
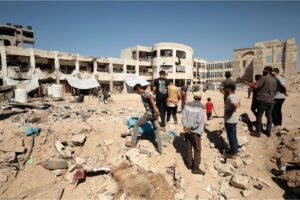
125, 66, 287, 176
244, 66, 287, 137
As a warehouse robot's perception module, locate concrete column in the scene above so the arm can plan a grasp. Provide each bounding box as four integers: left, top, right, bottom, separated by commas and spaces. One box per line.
75, 54, 80, 73
135, 64, 139, 76
54, 51, 60, 84
173, 79, 175, 85
184, 79, 187, 86
93, 59, 97, 75
109, 60, 113, 92
0, 46, 8, 77
123, 60, 127, 93
30, 48, 36, 75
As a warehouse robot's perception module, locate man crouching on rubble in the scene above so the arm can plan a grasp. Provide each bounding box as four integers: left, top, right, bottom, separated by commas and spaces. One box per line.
125, 84, 163, 154
181, 92, 205, 175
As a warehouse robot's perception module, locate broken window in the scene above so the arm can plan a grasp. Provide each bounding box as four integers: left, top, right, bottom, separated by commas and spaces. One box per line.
79, 61, 93, 73
160, 49, 173, 57
23, 31, 34, 38
266, 55, 272, 63
160, 65, 173, 73
113, 64, 123, 73
139, 66, 152, 76
127, 65, 136, 74
35, 57, 55, 74
6, 55, 30, 72
132, 51, 137, 60
4, 40, 11, 46
60, 60, 76, 74
176, 50, 186, 59
176, 66, 185, 73
153, 51, 157, 58
0, 27, 15, 36
138, 51, 152, 61
97, 63, 110, 73
277, 54, 282, 62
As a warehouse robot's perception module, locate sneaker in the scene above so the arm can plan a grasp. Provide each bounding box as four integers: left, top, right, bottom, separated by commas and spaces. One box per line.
125, 141, 136, 148
224, 153, 237, 160
192, 168, 205, 175
249, 131, 261, 137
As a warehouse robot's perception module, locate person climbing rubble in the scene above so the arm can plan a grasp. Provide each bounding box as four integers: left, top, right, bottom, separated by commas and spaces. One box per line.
125, 84, 163, 154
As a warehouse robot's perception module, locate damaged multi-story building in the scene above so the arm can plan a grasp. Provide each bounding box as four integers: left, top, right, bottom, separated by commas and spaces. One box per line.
0, 23, 297, 94
232, 38, 298, 85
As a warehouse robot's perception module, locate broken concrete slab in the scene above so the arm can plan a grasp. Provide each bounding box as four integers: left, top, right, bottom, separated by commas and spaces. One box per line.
241, 189, 252, 197
230, 174, 250, 190
214, 160, 236, 176
52, 169, 66, 176
71, 134, 86, 146
126, 148, 140, 162
229, 156, 243, 168
41, 160, 68, 170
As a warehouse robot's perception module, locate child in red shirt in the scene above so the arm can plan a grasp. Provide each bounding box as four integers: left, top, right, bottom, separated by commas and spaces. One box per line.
205, 97, 215, 120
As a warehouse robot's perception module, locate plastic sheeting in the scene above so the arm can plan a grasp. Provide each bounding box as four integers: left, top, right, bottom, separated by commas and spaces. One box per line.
125, 76, 150, 87
4, 77, 39, 93
66, 76, 100, 90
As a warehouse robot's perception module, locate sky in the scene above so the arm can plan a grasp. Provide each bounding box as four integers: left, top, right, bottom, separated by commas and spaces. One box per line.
1, 1, 300, 67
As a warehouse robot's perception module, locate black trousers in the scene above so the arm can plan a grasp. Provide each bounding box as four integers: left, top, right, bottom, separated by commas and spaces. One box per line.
251, 99, 259, 119
156, 99, 167, 127
185, 133, 201, 169
257, 100, 274, 134
206, 112, 212, 120
167, 106, 178, 122
272, 98, 285, 126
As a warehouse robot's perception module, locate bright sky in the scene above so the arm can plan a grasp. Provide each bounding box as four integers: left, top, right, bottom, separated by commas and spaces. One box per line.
1, 1, 300, 68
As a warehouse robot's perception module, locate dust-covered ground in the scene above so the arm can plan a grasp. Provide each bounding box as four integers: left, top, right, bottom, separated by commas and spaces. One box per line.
0, 88, 300, 200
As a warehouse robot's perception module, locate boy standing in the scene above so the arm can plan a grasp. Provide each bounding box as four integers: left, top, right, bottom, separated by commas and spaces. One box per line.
205, 98, 216, 120
181, 92, 205, 175
224, 83, 240, 159
125, 84, 163, 154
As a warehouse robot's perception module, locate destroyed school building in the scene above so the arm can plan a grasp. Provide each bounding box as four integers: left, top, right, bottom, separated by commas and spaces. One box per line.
0, 23, 298, 93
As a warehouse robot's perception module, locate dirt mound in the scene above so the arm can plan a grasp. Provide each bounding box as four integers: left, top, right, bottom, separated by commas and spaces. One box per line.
112, 161, 174, 200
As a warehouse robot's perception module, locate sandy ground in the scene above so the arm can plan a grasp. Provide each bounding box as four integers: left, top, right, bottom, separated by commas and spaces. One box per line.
0, 88, 300, 199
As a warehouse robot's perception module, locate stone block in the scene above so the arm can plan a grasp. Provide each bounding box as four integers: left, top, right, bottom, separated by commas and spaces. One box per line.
72, 134, 86, 146
230, 175, 250, 190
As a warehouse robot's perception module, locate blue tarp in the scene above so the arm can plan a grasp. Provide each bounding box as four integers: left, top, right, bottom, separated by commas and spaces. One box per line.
127, 117, 155, 139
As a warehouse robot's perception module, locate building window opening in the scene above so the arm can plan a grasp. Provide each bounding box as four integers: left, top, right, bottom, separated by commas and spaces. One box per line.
139, 51, 152, 61
113, 64, 123, 73
79, 61, 93, 73
0, 27, 15, 36
6, 55, 30, 72
60, 60, 76, 74
277, 54, 282, 62
127, 65, 136, 74
266, 55, 272, 63
35, 57, 55, 74
139, 65, 152, 76
153, 50, 157, 58
97, 63, 110, 73
176, 50, 186, 59
160, 65, 173, 73
23, 31, 34, 38
160, 49, 173, 57
4, 40, 11, 46
132, 51, 137, 60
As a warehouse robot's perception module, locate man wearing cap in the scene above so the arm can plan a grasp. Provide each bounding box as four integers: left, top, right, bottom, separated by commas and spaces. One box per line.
220, 72, 236, 103
153, 70, 169, 131
181, 92, 205, 175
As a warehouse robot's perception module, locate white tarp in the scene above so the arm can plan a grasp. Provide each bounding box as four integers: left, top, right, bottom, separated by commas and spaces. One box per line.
67, 76, 100, 90
125, 76, 150, 87
4, 77, 39, 93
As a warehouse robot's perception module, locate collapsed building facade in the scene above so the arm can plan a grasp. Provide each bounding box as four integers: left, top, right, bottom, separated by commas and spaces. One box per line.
232, 38, 298, 85
0, 23, 297, 93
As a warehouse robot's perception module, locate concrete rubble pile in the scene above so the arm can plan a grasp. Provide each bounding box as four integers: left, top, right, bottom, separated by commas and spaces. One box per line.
271, 128, 300, 197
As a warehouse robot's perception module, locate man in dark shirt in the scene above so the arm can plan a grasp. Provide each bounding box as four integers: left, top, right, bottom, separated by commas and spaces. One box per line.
220, 72, 236, 103
153, 70, 169, 131
245, 66, 277, 137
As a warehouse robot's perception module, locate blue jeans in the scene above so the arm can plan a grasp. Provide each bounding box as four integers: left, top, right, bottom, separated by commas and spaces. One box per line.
225, 123, 238, 155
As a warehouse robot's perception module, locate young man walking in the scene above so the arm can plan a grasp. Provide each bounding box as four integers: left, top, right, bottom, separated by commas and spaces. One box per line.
125, 84, 163, 154
181, 92, 205, 175
166, 82, 181, 124
153, 70, 169, 131
224, 83, 240, 159
272, 68, 287, 132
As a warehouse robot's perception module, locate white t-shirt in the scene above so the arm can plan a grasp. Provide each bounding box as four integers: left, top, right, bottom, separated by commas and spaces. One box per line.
224, 93, 239, 124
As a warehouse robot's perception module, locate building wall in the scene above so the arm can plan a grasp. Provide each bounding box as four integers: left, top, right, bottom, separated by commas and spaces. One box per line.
232, 38, 298, 85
